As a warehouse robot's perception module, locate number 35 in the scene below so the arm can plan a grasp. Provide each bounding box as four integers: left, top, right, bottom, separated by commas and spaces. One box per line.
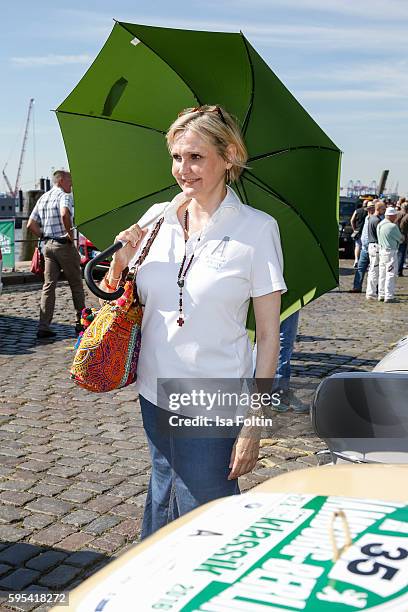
348, 542, 408, 581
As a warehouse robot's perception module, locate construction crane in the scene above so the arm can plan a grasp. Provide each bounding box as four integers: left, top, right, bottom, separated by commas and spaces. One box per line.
2, 98, 34, 197
2, 168, 13, 194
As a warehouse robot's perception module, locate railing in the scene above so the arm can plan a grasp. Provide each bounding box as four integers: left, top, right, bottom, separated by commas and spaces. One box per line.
0, 217, 80, 272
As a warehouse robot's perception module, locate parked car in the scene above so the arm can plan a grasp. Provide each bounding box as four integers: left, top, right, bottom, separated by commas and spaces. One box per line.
0, 247, 3, 295
338, 196, 359, 258
78, 234, 110, 277
373, 334, 408, 373
313, 334, 408, 465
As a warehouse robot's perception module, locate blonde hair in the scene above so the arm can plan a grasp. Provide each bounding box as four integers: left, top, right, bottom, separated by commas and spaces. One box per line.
166, 105, 248, 182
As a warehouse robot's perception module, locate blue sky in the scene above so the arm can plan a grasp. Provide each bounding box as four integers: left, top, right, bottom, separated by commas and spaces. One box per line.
1, 0, 407, 195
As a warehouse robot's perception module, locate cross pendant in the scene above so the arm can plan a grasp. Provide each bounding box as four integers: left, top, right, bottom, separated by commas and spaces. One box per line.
177, 317, 184, 327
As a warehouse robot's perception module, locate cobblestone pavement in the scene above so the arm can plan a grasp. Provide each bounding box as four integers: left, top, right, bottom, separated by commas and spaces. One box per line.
0, 260, 407, 610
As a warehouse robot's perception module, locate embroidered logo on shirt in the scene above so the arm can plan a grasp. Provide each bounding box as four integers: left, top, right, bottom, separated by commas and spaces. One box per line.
205, 237, 230, 269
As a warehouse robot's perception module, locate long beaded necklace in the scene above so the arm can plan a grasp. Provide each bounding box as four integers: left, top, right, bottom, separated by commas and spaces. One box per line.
177, 208, 200, 326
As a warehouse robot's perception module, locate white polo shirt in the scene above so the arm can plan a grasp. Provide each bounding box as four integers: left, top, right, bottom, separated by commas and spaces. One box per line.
131, 186, 287, 407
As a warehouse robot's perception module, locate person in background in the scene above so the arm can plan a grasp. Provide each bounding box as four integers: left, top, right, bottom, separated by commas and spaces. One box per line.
396, 202, 408, 277
349, 200, 376, 293
273, 311, 309, 413
253, 310, 309, 413
377, 207, 403, 303
350, 200, 368, 268
366, 200, 386, 301
27, 170, 85, 338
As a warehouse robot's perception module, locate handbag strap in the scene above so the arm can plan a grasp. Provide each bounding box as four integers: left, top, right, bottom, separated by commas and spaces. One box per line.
124, 217, 164, 287
134, 217, 164, 270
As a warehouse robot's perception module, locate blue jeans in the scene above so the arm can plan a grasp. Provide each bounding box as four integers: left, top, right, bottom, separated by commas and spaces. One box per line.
398, 242, 407, 275
140, 395, 240, 539
273, 311, 299, 393
353, 245, 370, 290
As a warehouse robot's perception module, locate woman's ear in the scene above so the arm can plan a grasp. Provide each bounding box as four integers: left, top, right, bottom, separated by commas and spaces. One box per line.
226, 144, 237, 168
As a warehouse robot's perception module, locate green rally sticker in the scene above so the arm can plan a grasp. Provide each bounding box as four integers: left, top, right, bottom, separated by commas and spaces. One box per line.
77, 493, 408, 612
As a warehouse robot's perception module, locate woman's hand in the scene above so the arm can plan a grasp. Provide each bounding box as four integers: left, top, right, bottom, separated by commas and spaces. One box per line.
228, 433, 261, 480
111, 224, 147, 272
227, 291, 282, 482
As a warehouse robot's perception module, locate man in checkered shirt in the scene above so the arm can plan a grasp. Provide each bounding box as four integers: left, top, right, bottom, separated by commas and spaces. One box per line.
27, 170, 85, 338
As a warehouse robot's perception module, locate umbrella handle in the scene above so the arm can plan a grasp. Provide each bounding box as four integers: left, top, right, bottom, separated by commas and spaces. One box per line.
84, 240, 127, 301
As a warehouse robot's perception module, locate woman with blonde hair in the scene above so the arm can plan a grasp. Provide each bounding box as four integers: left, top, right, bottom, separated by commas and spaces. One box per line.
100, 105, 286, 538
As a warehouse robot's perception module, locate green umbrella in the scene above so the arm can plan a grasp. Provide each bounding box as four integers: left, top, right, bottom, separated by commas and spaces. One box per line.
56, 21, 341, 319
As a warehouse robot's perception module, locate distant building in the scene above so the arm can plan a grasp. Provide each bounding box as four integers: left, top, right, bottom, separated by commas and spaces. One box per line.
0, 194, 16, 219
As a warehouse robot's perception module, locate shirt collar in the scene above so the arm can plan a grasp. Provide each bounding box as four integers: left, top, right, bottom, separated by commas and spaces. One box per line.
51, 185, 65, 195
164, 185, 242, 224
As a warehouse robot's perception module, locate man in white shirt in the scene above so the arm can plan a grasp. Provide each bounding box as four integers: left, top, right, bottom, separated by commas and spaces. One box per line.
27, 170, 85, 338
377, 207, 403, 302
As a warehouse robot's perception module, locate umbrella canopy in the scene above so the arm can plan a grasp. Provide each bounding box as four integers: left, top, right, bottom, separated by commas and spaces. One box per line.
56, 21, 341, 319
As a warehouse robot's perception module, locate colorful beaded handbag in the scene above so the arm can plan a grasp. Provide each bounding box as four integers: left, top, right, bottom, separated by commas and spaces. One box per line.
70, 218, 163, 392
